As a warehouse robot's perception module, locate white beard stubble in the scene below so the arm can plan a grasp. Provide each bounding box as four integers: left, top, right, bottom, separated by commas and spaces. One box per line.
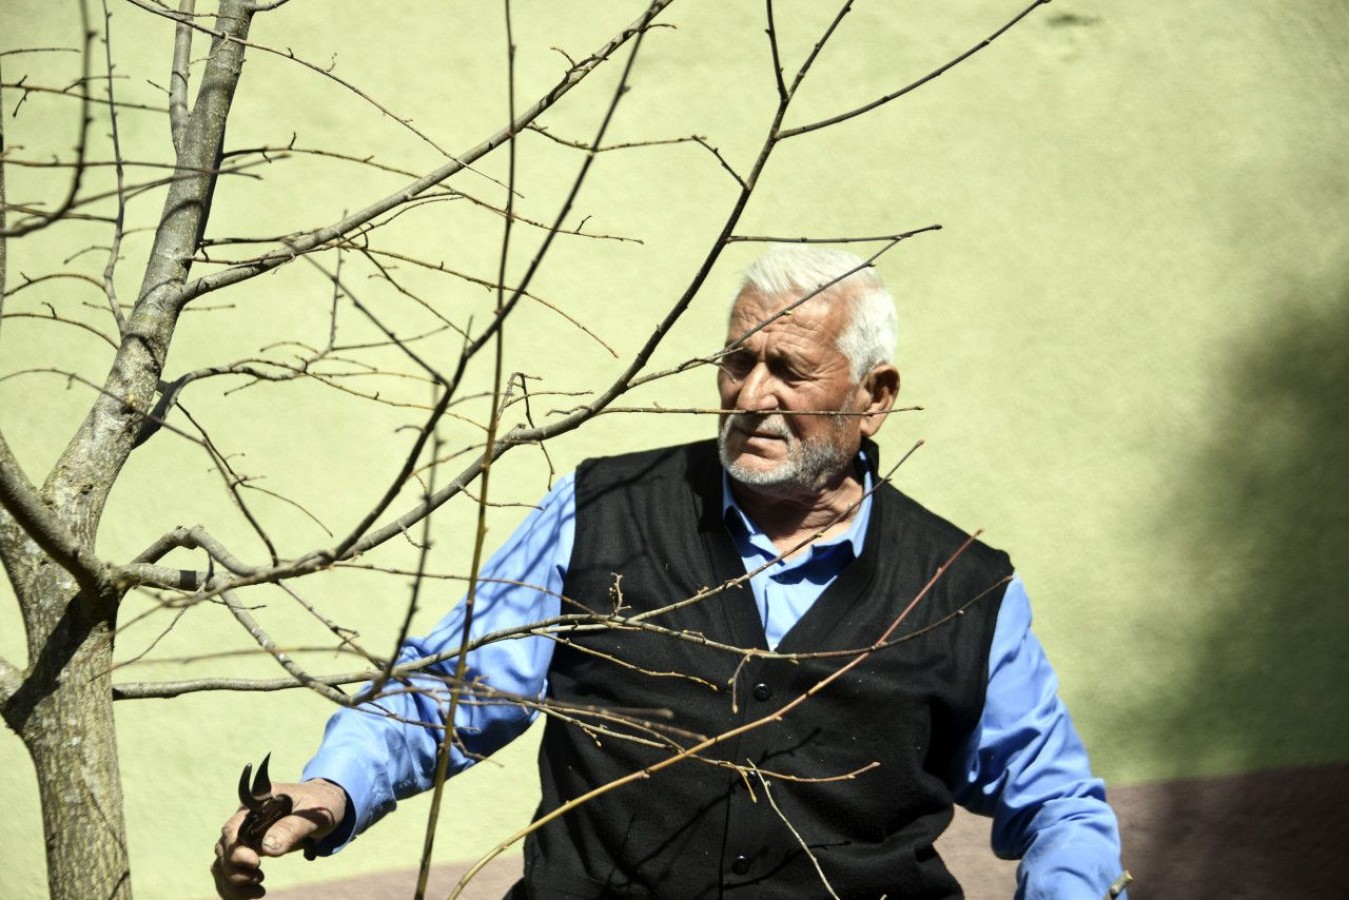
717, 412, 851, 492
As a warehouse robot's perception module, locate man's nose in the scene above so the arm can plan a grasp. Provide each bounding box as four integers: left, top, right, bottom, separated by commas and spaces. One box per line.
734, 365, 780, 412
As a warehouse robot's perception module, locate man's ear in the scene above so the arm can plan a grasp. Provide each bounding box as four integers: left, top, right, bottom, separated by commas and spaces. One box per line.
858, 364, 900, 437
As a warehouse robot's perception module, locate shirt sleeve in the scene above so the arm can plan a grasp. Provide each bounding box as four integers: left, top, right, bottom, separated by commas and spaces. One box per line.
949, 575, 1128, 899
301, 473, 576, 853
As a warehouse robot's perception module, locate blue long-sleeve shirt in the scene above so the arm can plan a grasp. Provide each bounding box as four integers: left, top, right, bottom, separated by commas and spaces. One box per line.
305, 470, 1126, 898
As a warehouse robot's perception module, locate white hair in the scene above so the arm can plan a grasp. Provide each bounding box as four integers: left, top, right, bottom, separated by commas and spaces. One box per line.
737, 245, 898, 382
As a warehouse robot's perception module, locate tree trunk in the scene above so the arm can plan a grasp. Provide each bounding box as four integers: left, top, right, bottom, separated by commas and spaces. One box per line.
15, 603, 127, 899
0, 507, 128, 898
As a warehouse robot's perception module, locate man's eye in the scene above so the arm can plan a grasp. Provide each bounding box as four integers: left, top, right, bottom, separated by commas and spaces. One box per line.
722, 353, 753, 377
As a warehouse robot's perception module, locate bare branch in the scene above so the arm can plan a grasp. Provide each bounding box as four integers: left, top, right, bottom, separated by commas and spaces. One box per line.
111, 669, 370, 700
751, 764, 843, 900
691, 134, 749, 189
361, 429, 443, 710
779, 0, 1051, 139
570, 403, 924, 418
128, 523, 259, 577
219, 586, 349, 704
124, 0, 483, 168
0, 78, 167, 115
784, 0, 855, 100
169, 0, 195, 152
0, 429, 110, 596
177, 403, 283, 563
105, 588, 995, 702
98, 0, 129, 335
211, 142, 629, 249
274, 580, 371, 662
114, 562, 207, 593
0, 47, 81, 59
0, 153, 269, 222
185, 361, 443, 411
527, 125, 747, 189
727, 227, 941, 244
764, 0, 788, 102
0, 311, 118, 350
186, 0, 803, 577
0, 368, 206, 452
418, 3, 526, 884
106, 601, 191, 672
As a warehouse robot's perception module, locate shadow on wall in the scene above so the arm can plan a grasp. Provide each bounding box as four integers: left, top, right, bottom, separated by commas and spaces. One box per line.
1127, 270, 1349, 898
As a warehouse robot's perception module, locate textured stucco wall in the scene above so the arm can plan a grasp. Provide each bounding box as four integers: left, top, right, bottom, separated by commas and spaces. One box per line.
2, 2, 1346, 897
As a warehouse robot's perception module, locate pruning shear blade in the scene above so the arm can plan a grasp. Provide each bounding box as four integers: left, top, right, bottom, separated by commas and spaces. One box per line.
238, 752, 275, 812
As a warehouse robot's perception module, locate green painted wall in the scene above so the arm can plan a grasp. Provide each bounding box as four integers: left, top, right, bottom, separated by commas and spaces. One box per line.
2, 1, 1346, 897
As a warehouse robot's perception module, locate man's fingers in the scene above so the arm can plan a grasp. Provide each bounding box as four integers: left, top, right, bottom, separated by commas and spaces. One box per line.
212, 863, 264, 900
212, 837, 265, 900
215, 807, 265, 899
254, 812, 317, 857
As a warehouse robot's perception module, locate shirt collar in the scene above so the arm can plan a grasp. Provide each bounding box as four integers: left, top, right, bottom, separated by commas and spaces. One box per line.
720, 452, 874, 563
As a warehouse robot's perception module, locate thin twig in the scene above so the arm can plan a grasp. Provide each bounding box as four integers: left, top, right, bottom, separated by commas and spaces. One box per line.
750, 763, 842, 900
421, 7, 520, 891
98, 0, 129, 335
219, 587, 348, 704
764, 0, 788, 102
779, 0, 1051, 139
176, 403, 283, 564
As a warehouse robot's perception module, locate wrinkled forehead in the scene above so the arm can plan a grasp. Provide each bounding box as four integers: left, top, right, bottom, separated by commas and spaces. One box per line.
724, 287, 847, 345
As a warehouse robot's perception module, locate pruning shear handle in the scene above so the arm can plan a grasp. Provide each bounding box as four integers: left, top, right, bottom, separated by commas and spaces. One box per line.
237, 752, 316, 860
237, 752, 294, 850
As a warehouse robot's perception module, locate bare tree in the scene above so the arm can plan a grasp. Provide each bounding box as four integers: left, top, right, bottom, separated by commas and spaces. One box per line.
0, 1, 1048, 897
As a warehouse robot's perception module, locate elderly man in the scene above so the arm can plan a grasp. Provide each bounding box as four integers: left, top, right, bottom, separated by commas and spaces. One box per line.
214, 247, 1127, 899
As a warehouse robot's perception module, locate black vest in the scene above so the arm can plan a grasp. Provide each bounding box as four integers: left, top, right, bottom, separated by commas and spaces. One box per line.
521, 441, 1012, 899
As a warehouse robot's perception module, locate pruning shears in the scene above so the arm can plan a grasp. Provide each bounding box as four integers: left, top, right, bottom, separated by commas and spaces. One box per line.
236, 753, 316, 859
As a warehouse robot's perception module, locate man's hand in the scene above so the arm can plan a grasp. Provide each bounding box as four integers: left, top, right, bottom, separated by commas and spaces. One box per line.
212, 778, 348, 899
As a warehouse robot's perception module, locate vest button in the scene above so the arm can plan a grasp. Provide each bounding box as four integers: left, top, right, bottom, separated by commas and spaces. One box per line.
731, 854, 751, 875
752, 682, 773, 702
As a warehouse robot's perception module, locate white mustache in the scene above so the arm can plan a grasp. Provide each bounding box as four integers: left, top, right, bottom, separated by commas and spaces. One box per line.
724, 412, 791, 439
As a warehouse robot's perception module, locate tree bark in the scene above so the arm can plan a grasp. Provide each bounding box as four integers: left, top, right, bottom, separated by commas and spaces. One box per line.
2, 582, 126, 899
0, 492, 126, 898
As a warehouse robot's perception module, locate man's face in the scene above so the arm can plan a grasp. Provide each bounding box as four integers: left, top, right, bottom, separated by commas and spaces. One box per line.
716, 287, 868, 494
